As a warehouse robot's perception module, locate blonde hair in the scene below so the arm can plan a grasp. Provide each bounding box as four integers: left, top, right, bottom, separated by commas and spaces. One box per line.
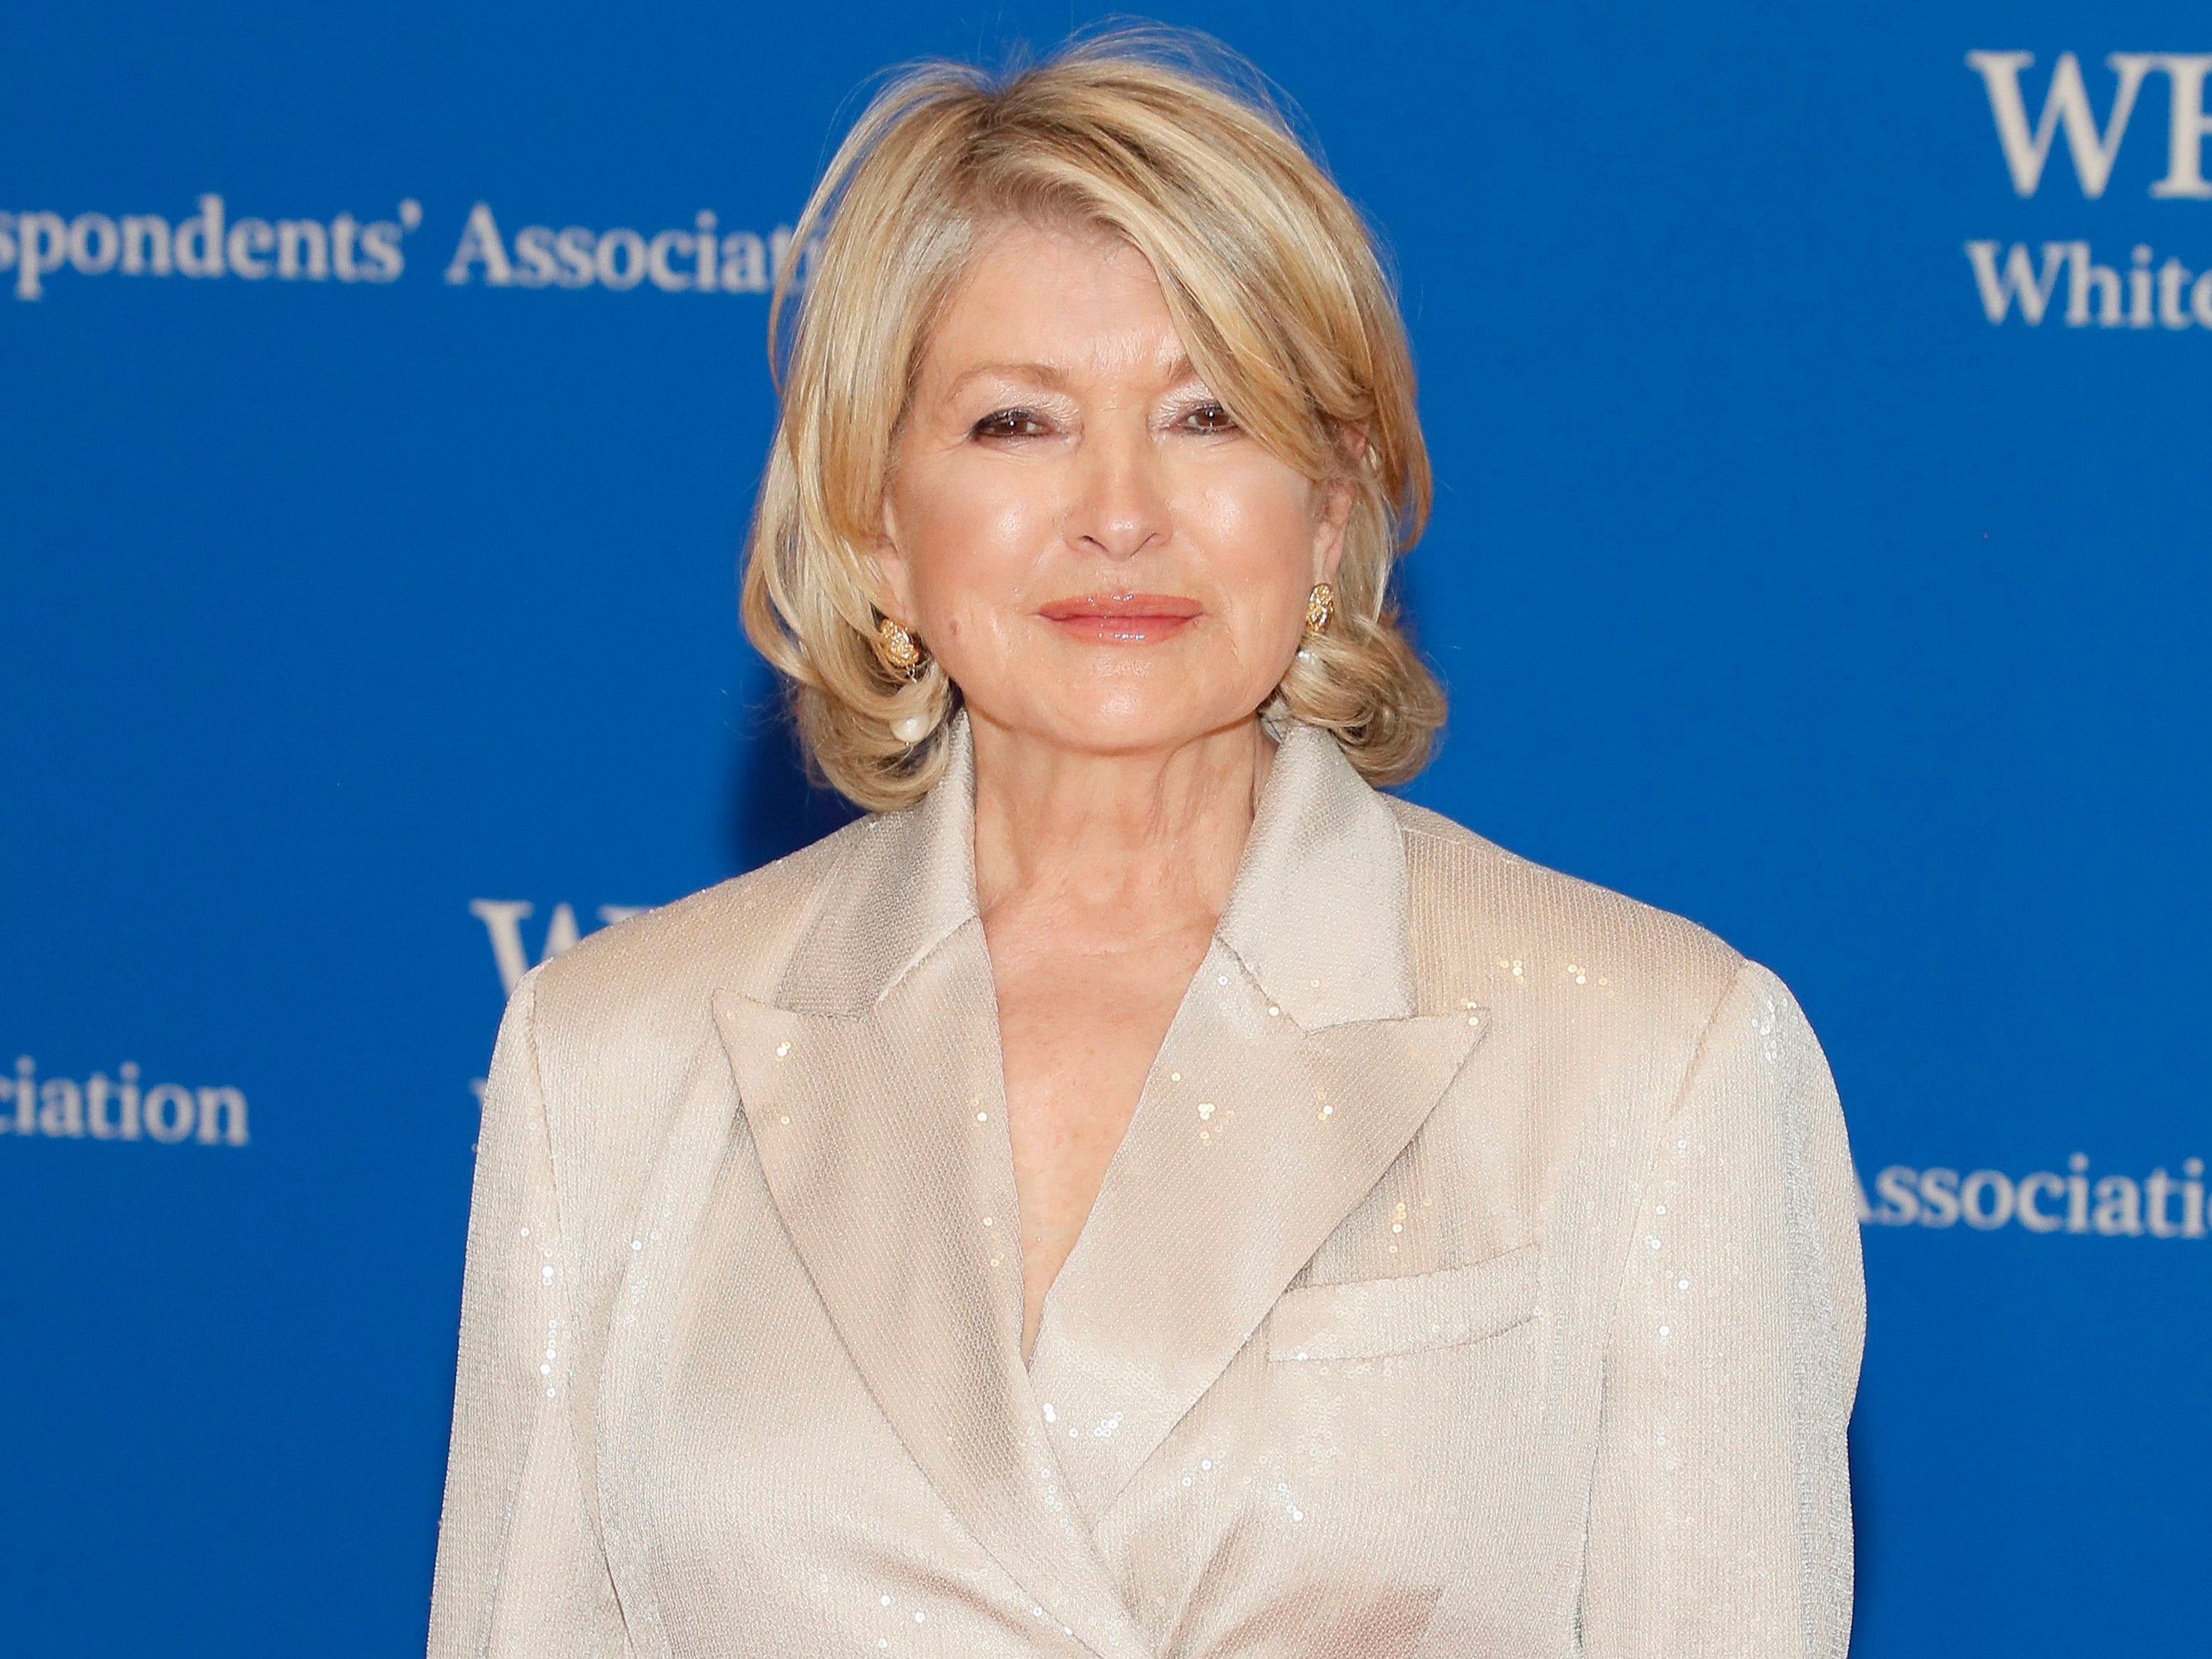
741, 26, 1446, 811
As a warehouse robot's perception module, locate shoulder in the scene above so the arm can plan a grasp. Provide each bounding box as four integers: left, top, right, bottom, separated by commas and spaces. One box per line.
487, 817, 880, 1241
1385, 794, 1745, 1044
518, 816, 872, 1087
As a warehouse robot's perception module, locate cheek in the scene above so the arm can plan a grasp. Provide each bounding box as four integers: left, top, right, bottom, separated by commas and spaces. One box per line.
1186, 473, 1321, 615
896, 476, 1052, 628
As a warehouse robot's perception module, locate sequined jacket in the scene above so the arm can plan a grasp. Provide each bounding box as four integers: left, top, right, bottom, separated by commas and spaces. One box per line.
426, 716, 1865, 1659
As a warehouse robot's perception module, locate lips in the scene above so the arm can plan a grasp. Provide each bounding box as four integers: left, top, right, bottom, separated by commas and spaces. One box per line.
1037, 591, 1201, 643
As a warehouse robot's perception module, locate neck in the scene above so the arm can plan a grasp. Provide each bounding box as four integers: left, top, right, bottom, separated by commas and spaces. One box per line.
968, 711, 1275, 942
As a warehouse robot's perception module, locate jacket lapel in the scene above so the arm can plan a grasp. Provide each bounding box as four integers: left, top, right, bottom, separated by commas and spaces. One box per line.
1023, 725, 1485, 1522
712, 719, 1150, 1659
708, 715, 1480, 1631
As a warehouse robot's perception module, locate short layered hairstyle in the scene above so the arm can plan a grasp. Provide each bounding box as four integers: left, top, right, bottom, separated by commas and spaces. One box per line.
742, 27, 1447, 812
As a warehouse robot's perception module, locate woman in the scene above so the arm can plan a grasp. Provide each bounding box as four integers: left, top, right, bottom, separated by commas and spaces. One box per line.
428, 31, 1864, 1659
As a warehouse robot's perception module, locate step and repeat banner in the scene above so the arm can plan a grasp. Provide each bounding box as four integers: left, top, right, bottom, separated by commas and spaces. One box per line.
4, 1, 2205, 1653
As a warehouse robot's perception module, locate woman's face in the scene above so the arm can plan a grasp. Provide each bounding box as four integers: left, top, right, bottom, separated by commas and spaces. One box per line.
877, 221, 1352, 759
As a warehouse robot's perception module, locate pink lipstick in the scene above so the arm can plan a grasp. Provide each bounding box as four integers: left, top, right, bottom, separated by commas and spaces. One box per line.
1036, 591, 1201, 644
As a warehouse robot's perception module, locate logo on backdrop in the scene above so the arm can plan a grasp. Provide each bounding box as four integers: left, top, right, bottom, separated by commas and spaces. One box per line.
1964, 51, 2212, 330
0, 1056, 250, 1147
0, 197, 797, 301
466, 899, 646, 1105
1855, 1157, 2208, 1237
443, 204, 799, 293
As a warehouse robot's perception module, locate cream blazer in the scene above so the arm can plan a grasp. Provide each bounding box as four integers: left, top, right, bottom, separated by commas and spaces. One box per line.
428, 717, 1865, 1659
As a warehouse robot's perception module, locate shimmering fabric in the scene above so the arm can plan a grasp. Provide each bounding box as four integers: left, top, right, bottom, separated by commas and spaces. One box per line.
428, 716, 1865, 1659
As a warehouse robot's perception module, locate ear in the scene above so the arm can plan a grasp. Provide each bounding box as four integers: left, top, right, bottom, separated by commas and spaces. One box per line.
1310, 424, 1368, 584
868, 501, 919, 623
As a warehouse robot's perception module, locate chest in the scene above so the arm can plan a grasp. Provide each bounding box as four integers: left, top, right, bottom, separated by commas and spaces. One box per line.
676, 933, 1641, 1658
633, 1036, 1584, 1659
988, 920, 1213, 1353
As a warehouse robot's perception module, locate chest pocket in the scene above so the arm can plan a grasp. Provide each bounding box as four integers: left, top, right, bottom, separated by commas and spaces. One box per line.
1267, 1243, 1540, 1362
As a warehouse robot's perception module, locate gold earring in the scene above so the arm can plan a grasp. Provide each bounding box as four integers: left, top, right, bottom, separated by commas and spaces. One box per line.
1305, 582, 1336, 633
875, 616, 922, 675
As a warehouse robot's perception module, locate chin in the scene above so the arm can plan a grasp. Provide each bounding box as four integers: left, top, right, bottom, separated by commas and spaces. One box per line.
1026, 690, 1263, 756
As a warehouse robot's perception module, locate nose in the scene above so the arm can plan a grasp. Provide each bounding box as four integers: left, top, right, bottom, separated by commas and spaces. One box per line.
1063, 418, 1169, 562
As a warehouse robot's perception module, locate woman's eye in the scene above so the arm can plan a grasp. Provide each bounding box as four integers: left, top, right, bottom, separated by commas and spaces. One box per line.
973, 409, 1049, 439
1181, 401, 1237, 433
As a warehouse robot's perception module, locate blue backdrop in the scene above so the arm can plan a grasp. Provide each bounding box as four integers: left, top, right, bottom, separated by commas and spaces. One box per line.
4, 2, 2207, 1653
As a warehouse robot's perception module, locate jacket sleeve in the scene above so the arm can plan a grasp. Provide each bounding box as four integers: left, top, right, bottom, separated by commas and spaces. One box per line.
427, 971, 630, 1658
1580, 958, 1867, 1658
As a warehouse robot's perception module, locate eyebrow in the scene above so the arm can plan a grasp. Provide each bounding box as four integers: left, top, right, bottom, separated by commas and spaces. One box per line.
937, 354, 1203, 400
942, 361, 1070, 397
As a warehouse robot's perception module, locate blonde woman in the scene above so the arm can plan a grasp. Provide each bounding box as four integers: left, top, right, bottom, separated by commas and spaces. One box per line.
428, 30, 1863, 1659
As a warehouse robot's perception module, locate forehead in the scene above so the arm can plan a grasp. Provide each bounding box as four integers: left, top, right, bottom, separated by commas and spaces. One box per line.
918, 219, 1192, 386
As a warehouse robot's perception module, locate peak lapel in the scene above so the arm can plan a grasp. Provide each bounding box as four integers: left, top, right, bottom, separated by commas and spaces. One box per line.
712, 719, 1149, 1659
1026, 727, 1486, 1522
